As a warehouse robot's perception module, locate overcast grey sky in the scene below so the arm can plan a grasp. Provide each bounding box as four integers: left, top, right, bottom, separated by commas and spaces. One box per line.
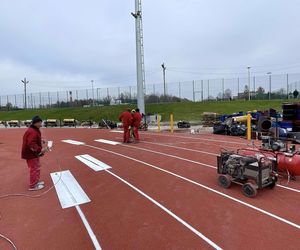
1, 0, 300, 95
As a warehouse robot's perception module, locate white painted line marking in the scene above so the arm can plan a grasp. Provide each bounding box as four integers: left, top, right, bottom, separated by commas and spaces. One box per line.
110, 130, 123, 133
85, 144, 300, 231
141, 132, 247, 145
75, 205, 102, 250
95, 139, 120, 145
142, 141, 218, 156
277, 184, 300, 193
76, 154, 112, 171
105, 169, 222, 250
123, 144, 216, 169
50, 170, 91, 209
122, 143, 300, 194
62, 139, 85, 145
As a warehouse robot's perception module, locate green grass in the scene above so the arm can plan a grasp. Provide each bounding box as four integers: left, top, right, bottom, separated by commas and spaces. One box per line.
0, 100, 286, 122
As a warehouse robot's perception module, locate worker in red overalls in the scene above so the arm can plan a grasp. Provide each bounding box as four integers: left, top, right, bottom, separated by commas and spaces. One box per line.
119, 109, 133, 143
132, 108, 142, 141
22, 116, 49, 191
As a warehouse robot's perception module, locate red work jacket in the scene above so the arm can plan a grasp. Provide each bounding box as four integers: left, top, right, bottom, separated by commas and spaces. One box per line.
133, 112, 142, 127
21, 125, 42, 159
119, 111, 133, 127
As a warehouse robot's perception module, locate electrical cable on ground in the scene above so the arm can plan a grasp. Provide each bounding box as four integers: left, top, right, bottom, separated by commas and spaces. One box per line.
0, 156, 63, 250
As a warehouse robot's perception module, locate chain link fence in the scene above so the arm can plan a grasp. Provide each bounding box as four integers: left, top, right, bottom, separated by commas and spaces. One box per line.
1, 73, 300, 110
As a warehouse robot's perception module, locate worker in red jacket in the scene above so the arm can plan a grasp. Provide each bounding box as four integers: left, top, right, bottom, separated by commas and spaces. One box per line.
119, 108, 133, 143
22, 116, 49, 191
132, 108, 142, 141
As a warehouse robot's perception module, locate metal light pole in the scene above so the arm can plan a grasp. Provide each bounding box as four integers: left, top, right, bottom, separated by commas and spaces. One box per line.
161, 63, 166, 96
267, 72, 272, 100
91, 80, 95, 106
132, 0, 145, 114
247, 66, 251, 101
21, 77, 29, 109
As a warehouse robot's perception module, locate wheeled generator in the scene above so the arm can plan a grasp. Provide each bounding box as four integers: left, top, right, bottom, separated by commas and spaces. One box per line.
217, 151, 278, 197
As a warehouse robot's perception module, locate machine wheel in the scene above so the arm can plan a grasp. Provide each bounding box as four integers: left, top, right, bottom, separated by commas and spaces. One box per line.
218, 175, 231, 188
242, 183, 257, 198
267, 181, 276, 189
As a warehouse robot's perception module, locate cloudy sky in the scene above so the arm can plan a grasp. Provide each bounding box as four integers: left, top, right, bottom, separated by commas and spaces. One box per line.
1, 0, 300, 95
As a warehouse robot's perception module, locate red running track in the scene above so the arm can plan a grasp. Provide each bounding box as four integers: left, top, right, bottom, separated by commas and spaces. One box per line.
1, 128, 300, 249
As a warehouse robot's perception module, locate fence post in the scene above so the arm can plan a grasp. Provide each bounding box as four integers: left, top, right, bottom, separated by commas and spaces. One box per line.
14, 95, 17, 107
201, 80, 203, 101
178, 82, 181, 98
253, 76, 256, 98
48, 92, 50, 108
118, 87, 120, 99
6, 95, 8, 107
107, 88, 109, 99
86, 89, 88, 100
207, 80, 210, 100
57, 92, 60, 107
237, 77, 240, 99
222, 78, 224, 100
287, 74, 289, 99
192, 80, 195, 102
76, 90, 79, 100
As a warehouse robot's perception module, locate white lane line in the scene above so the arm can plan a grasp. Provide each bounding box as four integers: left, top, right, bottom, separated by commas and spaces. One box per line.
122, 144, 216, 169
75, 205, 102, 250
62, 139, 85, 145
141, 141, 219, 156
140, 131, 248, 145
76, 154, 112, 171
105, 169, 222, 250
110, 130, 123, 133
94, 138, 215, 169
75, 155, 221, 249
85, 144, 300, 231
277, 184, 300, 193
121, 143, 300, 194
95, 139, 120, 145
50, 170, 102, 249
50, 170, 91, 209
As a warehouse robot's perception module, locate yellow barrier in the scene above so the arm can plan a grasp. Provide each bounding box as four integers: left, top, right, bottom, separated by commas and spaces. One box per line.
247, 113, 252, 141
232, 115, 248, 122
157, 114, 161, 132
170, 113, 174, 133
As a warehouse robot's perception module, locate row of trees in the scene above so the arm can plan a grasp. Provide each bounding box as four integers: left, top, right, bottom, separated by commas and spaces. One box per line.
216, 86, 299, 100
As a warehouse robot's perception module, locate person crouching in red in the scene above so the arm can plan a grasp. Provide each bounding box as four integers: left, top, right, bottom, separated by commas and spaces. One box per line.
119, 109, 133, 143
132, 108, 142, 141
22, 116, 48, 191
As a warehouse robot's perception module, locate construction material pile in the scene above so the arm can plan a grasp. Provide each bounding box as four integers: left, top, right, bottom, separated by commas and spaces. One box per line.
202, 112, 219, 127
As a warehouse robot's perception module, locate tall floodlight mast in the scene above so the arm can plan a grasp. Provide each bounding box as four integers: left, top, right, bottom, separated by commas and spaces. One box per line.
131, 0, 145, 115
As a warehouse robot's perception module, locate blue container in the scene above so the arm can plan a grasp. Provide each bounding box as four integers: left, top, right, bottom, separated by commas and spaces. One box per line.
280, 121, 293, 129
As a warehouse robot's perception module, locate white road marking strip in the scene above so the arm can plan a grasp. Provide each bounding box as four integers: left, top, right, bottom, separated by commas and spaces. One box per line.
122, 144, 216, 169
95, 139, 120, 145
122, 143, 300, 194
51, 170, 102, 249
62, 139, 85, 145
75, 205, 102, 250
85, 144, 300, 230
277, 184, 300, 193
50, 170, 91, 209
105, 169, 222, 250
142, 141, 218, 156
76, 154, 112, 171
140, 132, 247, 145
75, 155, 222, 249
110, 130, 123, 133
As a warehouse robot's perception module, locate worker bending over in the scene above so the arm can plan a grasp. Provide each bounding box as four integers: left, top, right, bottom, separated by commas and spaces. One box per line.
119, 108, 133, 143
132, 108, 142, 141
22, 116, 49, 191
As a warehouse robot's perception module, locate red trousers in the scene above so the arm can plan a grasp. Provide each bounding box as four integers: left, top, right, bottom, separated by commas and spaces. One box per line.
123, 126, 130, 143
26, 158, 41, 188
133, 126, 140, 140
